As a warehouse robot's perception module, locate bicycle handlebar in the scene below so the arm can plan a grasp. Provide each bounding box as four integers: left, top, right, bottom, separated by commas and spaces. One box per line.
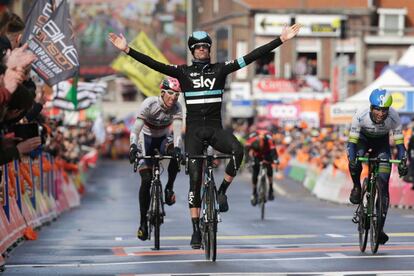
357, 156, 402, 164
133, 153, 175, 172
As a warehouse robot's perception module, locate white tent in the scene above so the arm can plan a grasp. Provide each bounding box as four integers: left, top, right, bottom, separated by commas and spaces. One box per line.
396, 45, 414, 66
327, 45, 414, 124
345, 69, 411, 103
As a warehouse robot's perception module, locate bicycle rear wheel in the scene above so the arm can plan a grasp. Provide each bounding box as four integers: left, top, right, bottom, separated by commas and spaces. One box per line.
153, 181, 161, 250
208, 182, 217, 262
370, 180, 383, 254
358, 179, 369, 252
258, 174, 267, 221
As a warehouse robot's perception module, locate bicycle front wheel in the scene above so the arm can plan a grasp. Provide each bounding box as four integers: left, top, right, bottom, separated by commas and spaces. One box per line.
258, 174, 267, 220
153, 181, 161, 250
370, 180, 383, 254
358, 179, 369, 252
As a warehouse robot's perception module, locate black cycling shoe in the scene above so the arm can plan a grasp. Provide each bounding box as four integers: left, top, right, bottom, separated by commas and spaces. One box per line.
217, 193, 229, 212
190, 230, 202, 249
349, 187, 361, 204
164, 188, 176, 206
250, 193, 258, 206
378, 231, 389, 245
137, 224, 148, 241
268, 190, 275, 201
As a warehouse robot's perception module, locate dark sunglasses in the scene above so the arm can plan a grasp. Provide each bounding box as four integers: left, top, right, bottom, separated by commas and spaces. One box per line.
163, 90, 180, 97
372, 106, 389, 112
193, 43, 211, 50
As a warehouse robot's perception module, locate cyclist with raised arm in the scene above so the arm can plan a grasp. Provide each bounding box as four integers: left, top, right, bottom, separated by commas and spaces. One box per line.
348, 88, 408, 245
245, 128, 279, 206
109, 24, 300, 248
129, 77, 183, 241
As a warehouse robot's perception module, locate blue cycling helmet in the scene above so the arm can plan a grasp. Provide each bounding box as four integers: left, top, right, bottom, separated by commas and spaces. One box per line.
369, 88, 393, 108
188, 31, 212, 51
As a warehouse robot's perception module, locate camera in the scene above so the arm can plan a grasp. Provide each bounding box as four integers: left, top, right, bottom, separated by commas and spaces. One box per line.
11, 123, 40, 140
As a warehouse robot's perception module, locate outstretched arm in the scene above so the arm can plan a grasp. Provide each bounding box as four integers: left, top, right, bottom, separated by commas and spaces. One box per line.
222, 24, 301, 74
108, 32, 181, 78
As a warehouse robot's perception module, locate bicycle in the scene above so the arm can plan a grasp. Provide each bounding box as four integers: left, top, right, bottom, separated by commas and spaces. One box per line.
185, 141, 236, 262
257, 160, 273, 221
352, 153, 401, 254
133, 149, 176, 250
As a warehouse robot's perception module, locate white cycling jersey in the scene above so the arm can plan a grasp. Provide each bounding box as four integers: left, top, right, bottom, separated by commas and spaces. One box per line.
348, 107, 404, 145
130, 96, 183, 147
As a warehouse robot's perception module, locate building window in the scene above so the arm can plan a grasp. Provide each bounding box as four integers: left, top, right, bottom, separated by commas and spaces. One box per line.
336, 52, 356, 78
378, 8, 406, 36
255, 52, 276, 76
213, 0, 219, 14
294, 53, 318, 77
335, 38, 361, 80
374, 61, 389, 79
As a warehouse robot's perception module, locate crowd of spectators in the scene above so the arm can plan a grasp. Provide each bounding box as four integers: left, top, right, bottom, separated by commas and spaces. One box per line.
0, 8, 98, 177
232, 118, 414, 180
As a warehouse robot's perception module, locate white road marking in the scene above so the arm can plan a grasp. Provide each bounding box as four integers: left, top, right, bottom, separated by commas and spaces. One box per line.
7, 254, 414, 268
115, 237, 123, 241
325, 234, 346, 238
117, 240, 414, 252
124, 272, 414, 276
326, 253, 347, 258
273, 183, 287, 196
327, 216, 353, 220
161, 234, 317, 240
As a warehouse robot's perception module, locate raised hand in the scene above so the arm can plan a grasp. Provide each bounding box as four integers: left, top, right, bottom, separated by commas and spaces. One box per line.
5, 43, 37, 70
280, 23, 301, 43
108, 32, 129, 53
16, 137, 41, 155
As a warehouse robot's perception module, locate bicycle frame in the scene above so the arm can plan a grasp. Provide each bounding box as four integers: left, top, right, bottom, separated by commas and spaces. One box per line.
257, 160, 271, 220
133, 152, 174, 250
353, 155, 401, 254
185, 144, 236, 262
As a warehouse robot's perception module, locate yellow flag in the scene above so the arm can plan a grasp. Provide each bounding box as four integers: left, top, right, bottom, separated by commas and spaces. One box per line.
111, 32, 170, 97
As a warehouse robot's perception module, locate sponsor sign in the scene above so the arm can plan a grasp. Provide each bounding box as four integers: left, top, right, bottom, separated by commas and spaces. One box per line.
268, 104, 299, 119
253, 78, 297, 94
254, 14, 291, 36
295, 15, 343, 37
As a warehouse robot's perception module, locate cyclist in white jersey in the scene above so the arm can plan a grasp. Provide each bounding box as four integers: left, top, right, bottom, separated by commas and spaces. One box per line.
129, 77, 183, 241
347, 88, 408, 244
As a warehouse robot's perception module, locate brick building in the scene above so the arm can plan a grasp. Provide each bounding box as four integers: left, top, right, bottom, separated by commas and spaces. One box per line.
191, 0, 414, 103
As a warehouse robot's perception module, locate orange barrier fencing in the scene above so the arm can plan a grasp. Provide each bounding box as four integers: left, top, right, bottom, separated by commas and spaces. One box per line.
0, 149, 98, 269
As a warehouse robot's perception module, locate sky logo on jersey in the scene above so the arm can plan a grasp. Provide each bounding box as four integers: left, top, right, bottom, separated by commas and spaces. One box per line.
193, 76, 216, 89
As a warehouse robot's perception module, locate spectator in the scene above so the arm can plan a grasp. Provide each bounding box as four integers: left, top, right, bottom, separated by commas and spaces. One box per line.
294, 56, 307, 77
